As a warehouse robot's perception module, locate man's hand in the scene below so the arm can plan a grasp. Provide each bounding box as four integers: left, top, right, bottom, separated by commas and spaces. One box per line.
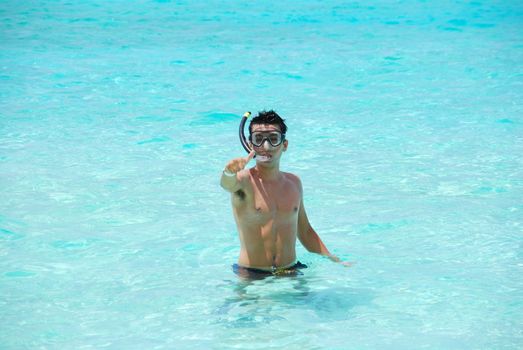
328, 255, 354, 267
221, 151, 255, 192
224, 151, 255, 174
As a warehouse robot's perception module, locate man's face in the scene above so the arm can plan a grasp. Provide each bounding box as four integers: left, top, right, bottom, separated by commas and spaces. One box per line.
250, 123, 288, 164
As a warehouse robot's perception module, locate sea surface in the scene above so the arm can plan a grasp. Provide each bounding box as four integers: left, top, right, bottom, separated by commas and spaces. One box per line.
1, 0, 523, 349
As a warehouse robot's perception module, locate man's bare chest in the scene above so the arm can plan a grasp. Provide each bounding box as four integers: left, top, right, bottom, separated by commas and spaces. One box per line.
249, 181, 300, 219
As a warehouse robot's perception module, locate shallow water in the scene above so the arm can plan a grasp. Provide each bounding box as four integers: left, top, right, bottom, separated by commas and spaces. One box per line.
1, 0, 523, 349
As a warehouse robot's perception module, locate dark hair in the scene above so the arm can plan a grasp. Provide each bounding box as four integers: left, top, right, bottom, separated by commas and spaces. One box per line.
249, 110, 287, 135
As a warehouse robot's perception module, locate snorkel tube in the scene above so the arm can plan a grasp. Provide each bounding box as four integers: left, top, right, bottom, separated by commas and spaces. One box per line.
239, 111, 253, 154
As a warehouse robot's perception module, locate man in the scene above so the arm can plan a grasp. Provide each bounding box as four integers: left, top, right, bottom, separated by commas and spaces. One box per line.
220, 110, 345, 279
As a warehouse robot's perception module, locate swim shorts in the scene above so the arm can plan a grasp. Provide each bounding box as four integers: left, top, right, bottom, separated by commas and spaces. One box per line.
232, 261, 308, 280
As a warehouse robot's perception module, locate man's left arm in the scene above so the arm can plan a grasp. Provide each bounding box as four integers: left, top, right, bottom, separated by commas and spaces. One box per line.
296, 179, 342, 263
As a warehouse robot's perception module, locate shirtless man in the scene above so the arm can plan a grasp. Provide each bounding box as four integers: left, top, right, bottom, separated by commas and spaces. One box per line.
220, 110, 343, 278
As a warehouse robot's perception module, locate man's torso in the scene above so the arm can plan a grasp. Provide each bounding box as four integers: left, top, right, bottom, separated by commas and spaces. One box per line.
232, 168, 301, 269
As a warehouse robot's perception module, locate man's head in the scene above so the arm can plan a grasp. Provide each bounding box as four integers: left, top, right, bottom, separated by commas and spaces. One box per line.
248, 110, 288, 166
248, 110, 287, 136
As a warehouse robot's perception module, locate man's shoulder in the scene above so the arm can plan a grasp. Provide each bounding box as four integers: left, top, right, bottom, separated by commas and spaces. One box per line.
282, 171, 301, 184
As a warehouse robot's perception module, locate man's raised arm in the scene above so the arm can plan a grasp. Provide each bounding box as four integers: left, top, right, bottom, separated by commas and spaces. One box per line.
220, 151, 254, 193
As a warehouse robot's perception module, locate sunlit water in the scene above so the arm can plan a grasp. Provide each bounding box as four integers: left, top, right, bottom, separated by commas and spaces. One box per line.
1, 0, 522, 349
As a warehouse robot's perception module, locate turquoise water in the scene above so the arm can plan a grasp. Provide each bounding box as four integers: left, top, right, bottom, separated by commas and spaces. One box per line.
1, 0, 523, 348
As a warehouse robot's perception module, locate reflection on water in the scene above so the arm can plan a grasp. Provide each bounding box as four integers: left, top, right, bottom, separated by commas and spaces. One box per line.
215, 275, 373, 328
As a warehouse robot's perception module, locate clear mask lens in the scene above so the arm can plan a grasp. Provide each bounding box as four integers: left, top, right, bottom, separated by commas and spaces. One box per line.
251, 131, 284, 147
